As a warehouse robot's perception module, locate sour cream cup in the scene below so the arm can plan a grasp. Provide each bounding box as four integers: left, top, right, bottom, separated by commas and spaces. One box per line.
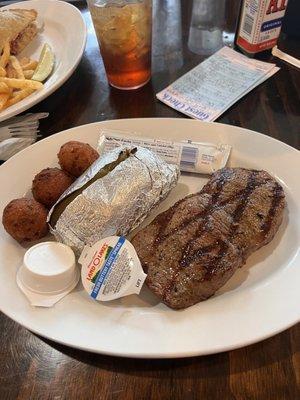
17, 242, 80, 307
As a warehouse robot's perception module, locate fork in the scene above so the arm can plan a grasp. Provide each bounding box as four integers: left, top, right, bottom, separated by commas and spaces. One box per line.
0, 113, 48, 142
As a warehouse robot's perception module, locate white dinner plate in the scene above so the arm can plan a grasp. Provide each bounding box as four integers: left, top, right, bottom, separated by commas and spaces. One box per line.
0, 118, 299, 358
0, 0, 86, 123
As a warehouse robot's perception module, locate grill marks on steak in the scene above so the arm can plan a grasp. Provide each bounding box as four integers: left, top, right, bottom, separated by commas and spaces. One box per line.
131, 168, 285, 309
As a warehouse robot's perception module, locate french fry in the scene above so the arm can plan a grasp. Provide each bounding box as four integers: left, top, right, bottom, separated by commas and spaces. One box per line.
22, 60, 38, 71
23, 70, 35, 79
20, 57, 31, 67
0, 92, 10, 111
0, 77, 43, 90
0, 44, 49, 113
0, 42, 10, 68
0, 82, 9, 94
11, 90, 21, 98
4, 88, 35, 108
5, 62, 18, 79
10, 56, 25, 79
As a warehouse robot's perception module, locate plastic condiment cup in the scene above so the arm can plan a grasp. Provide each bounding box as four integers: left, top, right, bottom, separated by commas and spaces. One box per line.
17, 242, 80, 307
79, 236, 147, 302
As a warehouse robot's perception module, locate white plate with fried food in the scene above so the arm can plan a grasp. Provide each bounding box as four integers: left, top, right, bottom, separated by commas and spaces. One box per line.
0, 0, 86, 122
0, 118, 299, 358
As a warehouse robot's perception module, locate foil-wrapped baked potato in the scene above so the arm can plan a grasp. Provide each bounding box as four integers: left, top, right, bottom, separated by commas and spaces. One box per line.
48, 146, 179, 254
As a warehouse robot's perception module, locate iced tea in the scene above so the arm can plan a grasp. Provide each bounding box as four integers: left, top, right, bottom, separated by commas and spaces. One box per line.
88, 0, 152, 90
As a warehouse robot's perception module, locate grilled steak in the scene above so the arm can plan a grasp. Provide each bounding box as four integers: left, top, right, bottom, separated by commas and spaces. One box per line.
131, 168, 285, 309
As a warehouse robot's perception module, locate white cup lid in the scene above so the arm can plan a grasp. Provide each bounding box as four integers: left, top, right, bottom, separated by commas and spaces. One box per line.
19, 242, 77, 295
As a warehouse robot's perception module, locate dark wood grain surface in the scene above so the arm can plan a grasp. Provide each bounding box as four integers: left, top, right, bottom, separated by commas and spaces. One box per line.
0, 1, 299, 399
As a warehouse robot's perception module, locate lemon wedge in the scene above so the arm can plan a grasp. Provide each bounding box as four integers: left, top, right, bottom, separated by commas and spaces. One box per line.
32, 44, 55, 82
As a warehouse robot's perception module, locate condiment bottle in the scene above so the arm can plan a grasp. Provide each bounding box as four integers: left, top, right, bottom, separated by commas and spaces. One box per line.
235, 0, 289, 56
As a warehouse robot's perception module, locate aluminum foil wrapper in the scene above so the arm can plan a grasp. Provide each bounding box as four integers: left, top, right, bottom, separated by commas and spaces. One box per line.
48, 146, 179, 255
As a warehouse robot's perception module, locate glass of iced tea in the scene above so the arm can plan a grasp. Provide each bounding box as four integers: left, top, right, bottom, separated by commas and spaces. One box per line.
87, 0, 152, 90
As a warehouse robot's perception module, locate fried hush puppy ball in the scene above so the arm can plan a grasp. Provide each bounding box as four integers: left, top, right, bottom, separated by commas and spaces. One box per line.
2, 198, 48, 242
58, 141, 99, 178
32, 167, 74, 208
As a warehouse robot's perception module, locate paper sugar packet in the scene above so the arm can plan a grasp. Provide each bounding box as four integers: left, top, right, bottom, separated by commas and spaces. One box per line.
156, 46, 279, 121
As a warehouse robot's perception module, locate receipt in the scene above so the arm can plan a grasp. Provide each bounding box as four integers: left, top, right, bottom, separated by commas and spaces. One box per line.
156, 46, 279, 121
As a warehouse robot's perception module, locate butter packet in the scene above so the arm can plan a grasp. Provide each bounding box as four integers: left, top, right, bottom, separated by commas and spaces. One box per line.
79, 236, 146, 302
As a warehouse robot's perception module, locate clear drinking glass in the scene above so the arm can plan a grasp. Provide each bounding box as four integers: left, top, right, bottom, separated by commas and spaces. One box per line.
188, 0, 226, 55
87, 0, 152, 90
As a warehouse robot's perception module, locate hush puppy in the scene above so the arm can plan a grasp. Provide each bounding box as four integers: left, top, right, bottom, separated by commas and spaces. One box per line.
32, 167, 74, 208
2, 198, 48, 242
58, 141, 99, 178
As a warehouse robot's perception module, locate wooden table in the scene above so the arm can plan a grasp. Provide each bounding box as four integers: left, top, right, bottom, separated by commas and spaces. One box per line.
1, 1, 299, 399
